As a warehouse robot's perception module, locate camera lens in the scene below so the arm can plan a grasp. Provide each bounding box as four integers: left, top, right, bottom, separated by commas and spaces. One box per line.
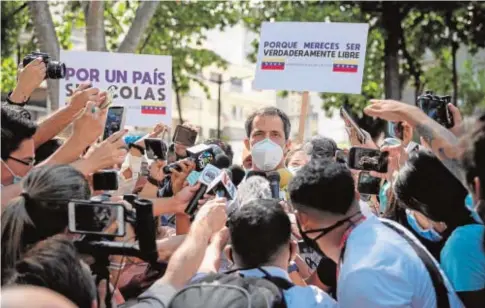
46, 61, 66, 79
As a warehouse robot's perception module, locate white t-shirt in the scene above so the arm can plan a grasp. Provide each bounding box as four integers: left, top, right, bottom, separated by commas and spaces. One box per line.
337, 215, 463, 308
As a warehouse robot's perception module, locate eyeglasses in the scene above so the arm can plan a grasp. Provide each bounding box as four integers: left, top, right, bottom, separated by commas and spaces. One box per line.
8, 156, 36, 167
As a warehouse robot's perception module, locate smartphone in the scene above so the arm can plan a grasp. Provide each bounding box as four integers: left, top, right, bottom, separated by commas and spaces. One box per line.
144, 138, 168, 160
416, 92, 454, 128
358, 172, 381, 195
388, 121, 404, 140
348, 147, 389, 173
172, 125, 198, 147
140, 160, 149, 177
92, 170, 119, 191
335, 149, 348, 164
340, 107, 366, 144
102, 106, 126, 140
68, 200, 125, 237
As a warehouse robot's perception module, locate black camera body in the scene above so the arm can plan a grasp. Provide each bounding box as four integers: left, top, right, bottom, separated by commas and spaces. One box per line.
416, 90, 454, 128
23, 52, 66, 79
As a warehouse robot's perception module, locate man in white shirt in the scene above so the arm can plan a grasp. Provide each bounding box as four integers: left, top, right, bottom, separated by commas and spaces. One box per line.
288, 158, 463, 308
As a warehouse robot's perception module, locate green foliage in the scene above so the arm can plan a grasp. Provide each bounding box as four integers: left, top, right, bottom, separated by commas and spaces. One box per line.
459, 59, 485, 114
1, 1, 30, 58
1, 57, 18, 93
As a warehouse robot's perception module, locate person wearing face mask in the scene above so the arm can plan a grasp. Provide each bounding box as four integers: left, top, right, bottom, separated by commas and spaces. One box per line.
285, 147, 309, 176
244, 107, 293, 194
289, 158, 463, 308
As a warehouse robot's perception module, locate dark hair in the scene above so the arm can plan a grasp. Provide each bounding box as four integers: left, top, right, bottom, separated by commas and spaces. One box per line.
289, 158, 355, 215
6, 235, 96, 307
227, 199, 291, 268
1, 106, 37, 160
394, 149, 470, 227
34, 138, 64, 165
304, 136, 338, 160
245, 107, 291, 140
462, 112, 485, 199
1, 165, 91, 275
204, 138, 234, 163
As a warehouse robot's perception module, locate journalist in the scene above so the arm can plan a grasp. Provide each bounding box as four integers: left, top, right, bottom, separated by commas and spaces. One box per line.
289, 158, 463, 307
1, 164, 91, 280
4, 235, 97, 308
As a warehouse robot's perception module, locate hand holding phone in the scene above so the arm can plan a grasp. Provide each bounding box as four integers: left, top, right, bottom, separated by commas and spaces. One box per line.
348, 147, 389, 173
144, 138, 168, 160
340, 107, 366, 144
358, 172, 381, 195
68, 200, 126, 237
103, 106, 126, 140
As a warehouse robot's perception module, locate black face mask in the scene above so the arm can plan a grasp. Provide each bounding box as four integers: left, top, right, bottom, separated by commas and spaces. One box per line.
296, 212, 362, 257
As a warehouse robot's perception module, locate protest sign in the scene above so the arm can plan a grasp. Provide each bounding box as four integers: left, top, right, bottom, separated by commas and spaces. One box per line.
59, 51, 172, 127
253, 22, 369, 94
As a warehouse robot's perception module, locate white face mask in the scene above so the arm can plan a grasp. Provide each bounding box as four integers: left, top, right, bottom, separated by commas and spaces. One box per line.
251, 138, 284, 172
120, 154, 143, 175
288, 166, 302, 175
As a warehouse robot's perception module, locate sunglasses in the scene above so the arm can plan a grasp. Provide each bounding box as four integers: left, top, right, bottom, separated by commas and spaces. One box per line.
9, 156, 36, 167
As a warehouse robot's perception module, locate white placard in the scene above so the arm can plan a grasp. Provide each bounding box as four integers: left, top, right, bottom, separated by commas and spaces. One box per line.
253, 22, 369, 94
59, 50, 172, 127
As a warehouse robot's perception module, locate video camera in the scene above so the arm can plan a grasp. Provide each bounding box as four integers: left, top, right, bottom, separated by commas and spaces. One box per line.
23, 52, 66, 79
71, 195, 164, 308
416, 90, 454, 128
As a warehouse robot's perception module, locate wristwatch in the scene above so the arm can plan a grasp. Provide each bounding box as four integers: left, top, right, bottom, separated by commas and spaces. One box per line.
288, 261, 299, 274
147, 176, 160, 187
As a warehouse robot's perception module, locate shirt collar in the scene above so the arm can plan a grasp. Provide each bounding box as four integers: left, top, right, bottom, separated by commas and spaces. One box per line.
238, 266, 290, 281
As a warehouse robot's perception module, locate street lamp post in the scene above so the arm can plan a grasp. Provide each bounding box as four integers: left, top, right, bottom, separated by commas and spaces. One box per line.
217, 73, 222, 139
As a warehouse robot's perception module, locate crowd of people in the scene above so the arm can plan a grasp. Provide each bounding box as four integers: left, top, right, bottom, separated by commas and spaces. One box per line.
1, 56, 484, 308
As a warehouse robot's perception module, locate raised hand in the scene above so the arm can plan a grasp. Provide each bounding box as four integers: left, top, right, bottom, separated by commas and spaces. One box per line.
170, 159, 196, 194
193, 197, 227, 235
68, 83, 101, 114
447, 103, 464, 137
84, 129, 128, 171
10, 57, 46, 103
364, 99, 419, 123
72, 101, 107, 146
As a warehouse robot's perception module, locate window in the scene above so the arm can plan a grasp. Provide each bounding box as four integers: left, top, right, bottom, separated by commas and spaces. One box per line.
231, 105, 237, 118
230, 77, 243, 92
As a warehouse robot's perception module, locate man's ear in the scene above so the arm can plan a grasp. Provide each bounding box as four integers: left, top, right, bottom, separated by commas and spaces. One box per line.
244, 138, 250, 151
296, 211, 311, 229
224, 245, 233, 264
473, 177, 482, 201
285, 139, 292, 154
402, 122, 413, 146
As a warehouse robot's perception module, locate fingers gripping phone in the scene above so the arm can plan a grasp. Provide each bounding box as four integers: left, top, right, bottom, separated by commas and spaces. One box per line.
173, 125, 198, 147
348, 147, 389, 173
340, 107, 366, 144
144, 138, 168, 160
68, 200, 125, 237
103, 106, 126, 140
358, 172, 381, 195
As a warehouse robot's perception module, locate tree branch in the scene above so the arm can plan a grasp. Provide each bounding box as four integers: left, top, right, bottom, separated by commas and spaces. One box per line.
11, 3, 28, 17
117, 0, 160, 53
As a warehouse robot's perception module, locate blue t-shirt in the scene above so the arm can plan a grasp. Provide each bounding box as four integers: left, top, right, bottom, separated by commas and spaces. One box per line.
441, 224, 485, 292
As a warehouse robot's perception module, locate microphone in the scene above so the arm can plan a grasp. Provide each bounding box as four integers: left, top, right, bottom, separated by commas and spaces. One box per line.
228, 165, 245, 187
206, 169, 237, 200
228, 175, 271, 213
184, 154, 230, 217
246, 170, 267, 179
163, 144, 223, 174
267, 171, 281, 199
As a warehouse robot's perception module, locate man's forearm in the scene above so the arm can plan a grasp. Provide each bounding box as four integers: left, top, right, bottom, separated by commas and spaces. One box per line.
403, 109, 466, 187
33, 106, 79, 148
159, 223, 212, 289
39, 136, 88, 167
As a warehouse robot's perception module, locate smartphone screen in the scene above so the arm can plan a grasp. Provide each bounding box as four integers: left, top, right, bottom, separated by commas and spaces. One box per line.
340, 107, 366, 144
358, 172, 381, 195
349, 147, 389, 173
68, 201, 125, 237
103, 106, 126, 140
92, 170, 119, 191
388, 121, 404, 140
173, 125, 197, 147
144, 139, 167, 160
417, 98, 453, 128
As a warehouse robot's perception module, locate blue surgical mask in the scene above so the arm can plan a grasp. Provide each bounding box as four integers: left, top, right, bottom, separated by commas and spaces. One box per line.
288, 166, 302, 176
406, 210, 443, 242
465, 194, 484, 224
2, 160, 23, 184
379, 181, 390, 214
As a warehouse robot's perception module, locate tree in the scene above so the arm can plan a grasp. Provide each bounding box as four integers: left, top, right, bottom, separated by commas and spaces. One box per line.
26, 0, 160, 110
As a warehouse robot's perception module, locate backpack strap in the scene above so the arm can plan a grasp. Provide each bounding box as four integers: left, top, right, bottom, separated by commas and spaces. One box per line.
381, 220, 450, 308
